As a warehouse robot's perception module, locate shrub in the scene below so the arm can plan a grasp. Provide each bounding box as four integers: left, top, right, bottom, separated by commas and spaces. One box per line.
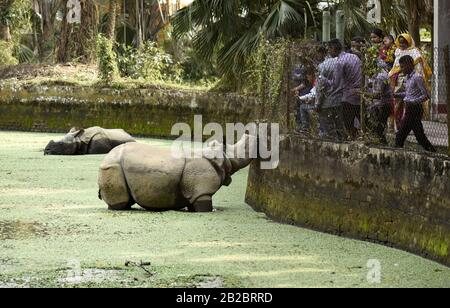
161, 32, 217, 84
96, 34, 119, 82
0, 40, 19, 66
116, 42, 182, 83
137, 42, 169, 81
116, 44, 138, 78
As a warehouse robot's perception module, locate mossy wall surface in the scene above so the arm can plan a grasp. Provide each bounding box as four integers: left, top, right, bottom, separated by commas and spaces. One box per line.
246, 136, 450, 266
0, 84, 259, 138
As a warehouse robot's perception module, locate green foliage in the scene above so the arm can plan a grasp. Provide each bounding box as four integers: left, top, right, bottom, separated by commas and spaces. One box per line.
363, 44, 382, 78
250, 38, 290, 107
116, 42, 183, 83
267, 41, 289, 108
0, 40, 19, 66
172, 0, 320, 80
246, 36, 268, 97
420, 29, 432, 42
116, 44, 139, 78
96, 34, 119, 82
9, 0, 33, 36
162, 32, 219, 85
0, 0, 35, 64
13, 43, 37, 64
178, 48, 217, 84
171, 0, 424, 87
137, 42, 179, 82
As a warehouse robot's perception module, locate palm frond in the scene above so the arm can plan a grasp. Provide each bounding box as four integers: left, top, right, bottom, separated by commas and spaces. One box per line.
172, 0, 321, 78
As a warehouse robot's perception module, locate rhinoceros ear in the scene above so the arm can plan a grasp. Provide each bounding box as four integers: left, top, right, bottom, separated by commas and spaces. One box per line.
208, 139, 224, 151
69, 127, 77, 133
74, 129, 85, 137
68, 129, 85, 138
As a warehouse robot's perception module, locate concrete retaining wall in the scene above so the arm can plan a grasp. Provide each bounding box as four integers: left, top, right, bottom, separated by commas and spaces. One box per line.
0, 84, 259, 138
246, 136, 450, 266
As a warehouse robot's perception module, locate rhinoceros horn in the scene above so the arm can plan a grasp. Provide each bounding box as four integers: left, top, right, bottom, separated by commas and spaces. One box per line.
225, 134, 258, 173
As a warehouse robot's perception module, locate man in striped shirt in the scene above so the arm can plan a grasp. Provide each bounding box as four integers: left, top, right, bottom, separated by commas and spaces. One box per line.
394, 55, 436, 152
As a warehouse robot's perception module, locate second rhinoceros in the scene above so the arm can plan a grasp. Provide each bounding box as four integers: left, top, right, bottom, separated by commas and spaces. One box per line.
98, 134, 257, 212
44, 127, 136, 155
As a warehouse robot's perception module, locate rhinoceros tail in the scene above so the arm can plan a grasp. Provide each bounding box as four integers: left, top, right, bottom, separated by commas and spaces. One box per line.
98, 189, 103, 200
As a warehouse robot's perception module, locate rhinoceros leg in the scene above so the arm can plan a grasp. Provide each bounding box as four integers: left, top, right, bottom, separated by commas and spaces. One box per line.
88, 134, 113, 154
98, 163, 134, 211
188, 196, 213, 213
181, 159, 222, 213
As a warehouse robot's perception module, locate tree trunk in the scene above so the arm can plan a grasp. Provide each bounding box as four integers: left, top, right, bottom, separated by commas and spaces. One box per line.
37, 0, 58, 62
0, 23, 11, 41
135, 0, 142, 48
57, 0, 71, 63
141, 0, 145, 42
77, 0, 99, 63
106, 0, 118, 41
149, 0, 166, 40
0, 0, 14, 41
166, 0, 171, 16
57, 0, 98, 63
406, 0, 422, 47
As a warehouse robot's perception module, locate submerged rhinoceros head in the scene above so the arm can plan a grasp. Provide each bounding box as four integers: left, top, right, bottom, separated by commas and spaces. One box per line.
44, 129, 84, 155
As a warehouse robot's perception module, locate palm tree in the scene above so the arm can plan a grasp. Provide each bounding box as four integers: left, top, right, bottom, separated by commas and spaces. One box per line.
106, 0, 118, 40
33, 0, 62, 61
116, 0, 169, 46
405, 0, 433, 46
172, 0, 320, 78
379, 0, 433, 46
57, 0, 99, 63
379, 0, 408, 34
328, 0, 373, 39
404, 0, 421, 46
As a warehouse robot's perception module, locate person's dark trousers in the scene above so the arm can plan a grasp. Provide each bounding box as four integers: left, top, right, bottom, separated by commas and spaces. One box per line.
295, 87, 313, 129
297, 104, 315, 130
368, 103, 392, 144
342, 102, 361, 139
319, 105, 345, 141
395, 103, 436, 152
296, 102, 302, 128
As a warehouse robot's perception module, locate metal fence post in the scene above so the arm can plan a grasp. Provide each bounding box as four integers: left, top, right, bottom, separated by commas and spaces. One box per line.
444, 45, 450, 156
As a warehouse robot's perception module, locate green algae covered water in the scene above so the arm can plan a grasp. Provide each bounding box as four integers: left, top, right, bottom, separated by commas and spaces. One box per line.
0, 131, 448, 288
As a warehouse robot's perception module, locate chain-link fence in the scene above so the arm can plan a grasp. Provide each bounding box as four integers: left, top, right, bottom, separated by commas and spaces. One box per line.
259, 40, 450, 155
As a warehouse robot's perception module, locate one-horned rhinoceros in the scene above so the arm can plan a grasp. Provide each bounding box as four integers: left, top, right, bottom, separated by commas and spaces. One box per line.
44, 127, 136, 155
98, 134, 258, 212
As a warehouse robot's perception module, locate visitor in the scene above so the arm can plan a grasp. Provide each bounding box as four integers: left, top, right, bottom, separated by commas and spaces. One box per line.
370, 28, 384, 45
366, 61, 393, 144
389, 33, 433, 130
296, 68, 317, 132
390, 34, 432, 82
351, 36, 366, 60
394, 55, 436, 152
291, 65, 313, 132
314, 45, 328, 66
328, 39, 362, 140
315, 55, 344, 140
291, 64, 312, 97
380, 35, 396, 70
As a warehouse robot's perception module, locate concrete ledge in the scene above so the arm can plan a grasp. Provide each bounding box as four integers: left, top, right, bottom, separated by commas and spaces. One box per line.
0, 84, 259, 138
246, 135, 450, 266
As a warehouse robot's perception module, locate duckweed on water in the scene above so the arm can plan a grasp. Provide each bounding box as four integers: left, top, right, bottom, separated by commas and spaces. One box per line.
0, 131, 449, 288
